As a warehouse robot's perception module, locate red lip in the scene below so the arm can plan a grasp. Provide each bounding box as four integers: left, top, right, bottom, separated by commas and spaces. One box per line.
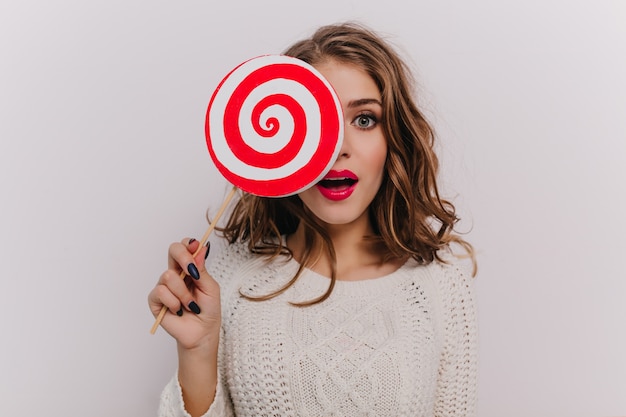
316, 170, 358, 201
323, 169, 358, 180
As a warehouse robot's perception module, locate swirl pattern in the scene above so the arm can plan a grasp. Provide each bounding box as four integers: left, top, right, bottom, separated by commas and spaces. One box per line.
206, 55, 344, 197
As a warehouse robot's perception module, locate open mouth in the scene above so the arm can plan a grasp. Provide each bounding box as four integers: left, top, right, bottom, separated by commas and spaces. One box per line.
318, 177, 358, 190
315, 170, 358, 201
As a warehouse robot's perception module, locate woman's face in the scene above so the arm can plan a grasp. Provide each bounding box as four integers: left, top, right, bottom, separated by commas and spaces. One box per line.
298, 59, 387, 230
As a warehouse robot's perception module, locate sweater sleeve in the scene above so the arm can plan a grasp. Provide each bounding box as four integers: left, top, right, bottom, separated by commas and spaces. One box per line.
158, 358, 234, 417
158, 326, 234, 417
157, 242, 253, 417
433, 260, 479, 417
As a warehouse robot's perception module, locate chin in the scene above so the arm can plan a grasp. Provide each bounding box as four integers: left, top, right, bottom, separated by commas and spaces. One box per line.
306, 207, 368, 228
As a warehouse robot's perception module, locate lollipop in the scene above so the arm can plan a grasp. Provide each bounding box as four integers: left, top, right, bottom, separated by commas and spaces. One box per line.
206, 54, 344, 197
151, 55, 344, 333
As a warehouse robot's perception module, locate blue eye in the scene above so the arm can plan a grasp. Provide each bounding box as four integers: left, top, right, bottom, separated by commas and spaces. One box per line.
353, 114, 377, 129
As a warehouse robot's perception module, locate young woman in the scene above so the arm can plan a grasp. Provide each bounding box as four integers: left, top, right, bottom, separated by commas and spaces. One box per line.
149, 22, 478, 417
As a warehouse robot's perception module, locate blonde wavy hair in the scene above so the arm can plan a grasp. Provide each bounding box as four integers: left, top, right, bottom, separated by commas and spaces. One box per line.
218, 22, 475, 305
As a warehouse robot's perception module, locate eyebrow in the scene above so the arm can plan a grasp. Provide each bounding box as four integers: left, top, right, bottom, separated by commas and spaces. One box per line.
347, 98, 383, 108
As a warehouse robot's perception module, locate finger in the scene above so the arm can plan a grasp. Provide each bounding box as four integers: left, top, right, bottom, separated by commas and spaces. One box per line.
148, 283, 183, 317
193, 241, 211, 273
189, 242, 220, 298
168, 239, 201, 280
160, 269, 201, 314
187, 237, 202, 257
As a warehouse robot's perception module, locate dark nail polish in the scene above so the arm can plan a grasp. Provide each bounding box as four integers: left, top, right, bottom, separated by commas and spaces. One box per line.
189, 238, 196, 245
188, 301, 201, 314
204, 241, 211, 260
176, 307, 183, 317
187, 263, 200, 280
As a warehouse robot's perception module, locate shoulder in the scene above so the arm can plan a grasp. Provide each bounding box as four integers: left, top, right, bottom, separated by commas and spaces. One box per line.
430, 250, 475, 293
207, 240, 255, 277
402, 250, 474, 288
206, 239, 266, 294
428, 254, 478, 338
394, 253, 476, 317
207, 239, 291, 298
412, 252, 477, 324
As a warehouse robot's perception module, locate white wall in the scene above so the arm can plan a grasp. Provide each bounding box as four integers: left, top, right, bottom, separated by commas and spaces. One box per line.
1, 1, 624, 416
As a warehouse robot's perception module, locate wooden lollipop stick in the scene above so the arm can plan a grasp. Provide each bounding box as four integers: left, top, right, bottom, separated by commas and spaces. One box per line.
150, 185, 238, 334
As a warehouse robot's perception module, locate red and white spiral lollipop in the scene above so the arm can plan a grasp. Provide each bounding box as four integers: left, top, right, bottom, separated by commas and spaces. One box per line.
205, 55, 344, 197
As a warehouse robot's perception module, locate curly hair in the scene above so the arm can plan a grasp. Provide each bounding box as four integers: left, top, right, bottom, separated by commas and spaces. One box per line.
217, 22, 475, 305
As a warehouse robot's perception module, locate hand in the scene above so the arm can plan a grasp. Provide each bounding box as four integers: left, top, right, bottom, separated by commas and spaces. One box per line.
148, 238, 221, 351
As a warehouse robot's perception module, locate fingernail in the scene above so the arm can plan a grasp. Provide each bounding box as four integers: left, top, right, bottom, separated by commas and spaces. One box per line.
176, 307, 183, 317
188, 301, 201, 314
187, 263, 200, 280
204, 241, 211, 260
189, 238, 196, 245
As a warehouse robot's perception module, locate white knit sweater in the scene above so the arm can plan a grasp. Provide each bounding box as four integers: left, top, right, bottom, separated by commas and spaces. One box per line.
159, 241, 478, 417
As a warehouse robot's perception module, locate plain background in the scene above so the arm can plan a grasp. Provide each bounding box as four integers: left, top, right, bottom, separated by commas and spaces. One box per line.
1, 0, 625, 416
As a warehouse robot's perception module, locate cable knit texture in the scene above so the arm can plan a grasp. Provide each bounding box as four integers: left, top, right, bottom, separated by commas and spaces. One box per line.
159, 241, 478, 417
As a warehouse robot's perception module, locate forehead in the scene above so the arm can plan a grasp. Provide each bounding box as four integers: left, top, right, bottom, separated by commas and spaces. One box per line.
313, 60, 380, 104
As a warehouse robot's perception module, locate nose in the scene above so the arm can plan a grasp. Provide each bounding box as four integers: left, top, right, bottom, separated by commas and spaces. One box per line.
336, 125, 352, 160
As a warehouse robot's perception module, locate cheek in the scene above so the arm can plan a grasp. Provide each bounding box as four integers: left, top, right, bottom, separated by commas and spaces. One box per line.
369, 142, 388, 180
297, 187, 317, 209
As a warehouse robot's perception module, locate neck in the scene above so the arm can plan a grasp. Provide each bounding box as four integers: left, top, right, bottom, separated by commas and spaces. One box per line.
287, 215, 405, 281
